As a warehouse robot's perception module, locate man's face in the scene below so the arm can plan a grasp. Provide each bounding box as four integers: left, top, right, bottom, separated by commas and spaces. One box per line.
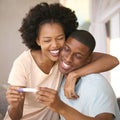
59, 37, 91, 74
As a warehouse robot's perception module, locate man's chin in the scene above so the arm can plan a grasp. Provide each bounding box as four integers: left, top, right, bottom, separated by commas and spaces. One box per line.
59, 68, 70, 75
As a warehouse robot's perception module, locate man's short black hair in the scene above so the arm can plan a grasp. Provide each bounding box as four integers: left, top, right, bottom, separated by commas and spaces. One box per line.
69, 30, 96, 52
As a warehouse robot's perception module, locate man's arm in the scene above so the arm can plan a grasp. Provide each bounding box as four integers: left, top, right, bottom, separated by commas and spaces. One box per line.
59, 102, 114, 120
36, 87, 114, 120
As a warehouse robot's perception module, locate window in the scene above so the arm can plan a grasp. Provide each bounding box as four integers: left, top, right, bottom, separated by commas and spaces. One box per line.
106, 13, 120, 97
60, 0, 90, 30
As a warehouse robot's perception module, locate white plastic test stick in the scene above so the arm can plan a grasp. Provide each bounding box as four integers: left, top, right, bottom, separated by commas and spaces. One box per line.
17, 88, 38, 93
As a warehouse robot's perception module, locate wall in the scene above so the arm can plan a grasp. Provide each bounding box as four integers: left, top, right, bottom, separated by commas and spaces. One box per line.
0, 0, 59, 85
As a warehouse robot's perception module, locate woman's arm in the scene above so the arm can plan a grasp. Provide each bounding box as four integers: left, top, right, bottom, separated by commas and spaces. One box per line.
6, 86, 25, 120
64, 52, 119, 99
68, 52, 119, 79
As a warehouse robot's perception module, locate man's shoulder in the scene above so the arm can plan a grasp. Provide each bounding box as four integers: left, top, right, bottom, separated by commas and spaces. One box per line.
78, 73, 114, 97
80, 73, 110, 88
81, 73, 105, 81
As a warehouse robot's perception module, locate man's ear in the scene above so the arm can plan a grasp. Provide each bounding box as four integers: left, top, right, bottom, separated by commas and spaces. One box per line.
86, 55, 92, 64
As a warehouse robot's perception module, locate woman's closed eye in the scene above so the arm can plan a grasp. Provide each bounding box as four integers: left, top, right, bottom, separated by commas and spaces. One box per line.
43, 39, 51, 42
56, 36, 65, 41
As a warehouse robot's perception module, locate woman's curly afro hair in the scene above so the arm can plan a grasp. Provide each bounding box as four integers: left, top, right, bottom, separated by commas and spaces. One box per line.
19, 2, 78, 50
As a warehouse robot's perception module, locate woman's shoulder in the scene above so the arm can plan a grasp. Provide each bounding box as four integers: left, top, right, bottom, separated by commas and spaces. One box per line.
15, 49, 31, 61
13, 49, 33, 66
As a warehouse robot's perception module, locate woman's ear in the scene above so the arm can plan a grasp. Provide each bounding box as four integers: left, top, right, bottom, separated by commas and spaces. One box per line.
36, 38, 40, 46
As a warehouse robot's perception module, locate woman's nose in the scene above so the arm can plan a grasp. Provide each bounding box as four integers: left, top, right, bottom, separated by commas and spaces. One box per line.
51, 39, 59, 47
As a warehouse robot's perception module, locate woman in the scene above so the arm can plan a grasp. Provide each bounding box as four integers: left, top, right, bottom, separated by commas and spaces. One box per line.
4, 2, 119, 120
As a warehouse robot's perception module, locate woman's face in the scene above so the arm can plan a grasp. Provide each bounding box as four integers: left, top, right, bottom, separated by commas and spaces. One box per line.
37, 22, 65, 62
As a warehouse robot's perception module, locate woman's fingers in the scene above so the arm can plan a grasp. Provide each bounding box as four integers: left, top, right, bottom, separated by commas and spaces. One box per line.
6, 86, 25, 103
36, 87, 57, 102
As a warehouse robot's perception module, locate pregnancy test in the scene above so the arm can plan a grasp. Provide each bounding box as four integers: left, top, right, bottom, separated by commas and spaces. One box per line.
17, 88, 38, 93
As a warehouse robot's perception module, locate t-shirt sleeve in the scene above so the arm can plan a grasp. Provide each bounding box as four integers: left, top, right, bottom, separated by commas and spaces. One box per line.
81, 74, 116, 117
8, 59, 28, 86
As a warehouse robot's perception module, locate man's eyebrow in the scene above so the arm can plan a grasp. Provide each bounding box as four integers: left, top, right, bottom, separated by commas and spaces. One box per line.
65, 43, 85, 56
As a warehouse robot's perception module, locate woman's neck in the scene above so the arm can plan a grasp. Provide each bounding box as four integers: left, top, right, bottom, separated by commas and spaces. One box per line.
31, 50, 55, 74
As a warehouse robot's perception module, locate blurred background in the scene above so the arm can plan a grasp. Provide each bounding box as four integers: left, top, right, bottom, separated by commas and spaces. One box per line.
0, 1, 120, 118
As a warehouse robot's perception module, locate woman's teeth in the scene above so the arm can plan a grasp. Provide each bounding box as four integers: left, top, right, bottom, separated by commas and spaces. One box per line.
50, 50, 59, 54
50, 50, 59, 56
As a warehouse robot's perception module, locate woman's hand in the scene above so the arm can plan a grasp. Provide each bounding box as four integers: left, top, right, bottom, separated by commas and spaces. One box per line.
6, 86, 25, 108
36, 87, 63, 113
6, 86, 25, 119
64, 72, 79, 99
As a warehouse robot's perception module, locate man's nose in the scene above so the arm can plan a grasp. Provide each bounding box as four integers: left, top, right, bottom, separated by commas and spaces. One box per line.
65, 54, 73, 63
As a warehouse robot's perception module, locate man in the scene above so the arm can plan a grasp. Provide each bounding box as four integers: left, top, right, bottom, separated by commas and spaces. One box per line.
36, 30, 120, 120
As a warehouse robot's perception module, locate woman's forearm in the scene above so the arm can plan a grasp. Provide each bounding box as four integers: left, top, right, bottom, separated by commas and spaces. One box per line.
73, 52, 119, 77
8, 104, 24, 120
7, 87, 25, 120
